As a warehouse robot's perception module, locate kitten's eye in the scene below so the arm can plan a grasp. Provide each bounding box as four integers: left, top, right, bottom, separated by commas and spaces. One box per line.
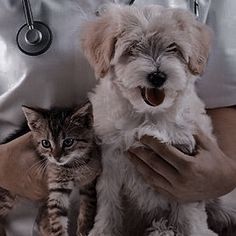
41, 140, 51, 149
166, 43, 178, 53
63, 138, 74, 148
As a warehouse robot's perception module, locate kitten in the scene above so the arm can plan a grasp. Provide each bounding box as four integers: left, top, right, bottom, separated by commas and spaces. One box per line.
0, 102, 101, 236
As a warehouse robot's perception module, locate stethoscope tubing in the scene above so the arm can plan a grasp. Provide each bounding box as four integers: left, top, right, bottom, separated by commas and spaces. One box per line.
22, 0, 34, 29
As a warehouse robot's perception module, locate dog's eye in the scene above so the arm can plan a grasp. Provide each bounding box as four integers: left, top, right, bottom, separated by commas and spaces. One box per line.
124, 41, 142, 57
124, 44, 136, 56
166, 43, 187, 62
166, 43, 178, 53
125, 48, 134, 56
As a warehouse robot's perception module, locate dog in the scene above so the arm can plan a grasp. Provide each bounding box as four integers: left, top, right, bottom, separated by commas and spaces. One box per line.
81, 4, 236, 236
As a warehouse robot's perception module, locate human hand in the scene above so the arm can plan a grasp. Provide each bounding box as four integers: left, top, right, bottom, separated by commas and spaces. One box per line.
0, 132, 48, 201
128, 130, 236, 202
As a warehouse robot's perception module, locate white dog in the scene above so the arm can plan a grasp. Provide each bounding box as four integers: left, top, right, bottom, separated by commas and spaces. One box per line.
81, 4, 235, 236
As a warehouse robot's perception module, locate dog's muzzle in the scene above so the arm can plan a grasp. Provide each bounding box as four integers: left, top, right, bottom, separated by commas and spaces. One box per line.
138, 71, 166, 107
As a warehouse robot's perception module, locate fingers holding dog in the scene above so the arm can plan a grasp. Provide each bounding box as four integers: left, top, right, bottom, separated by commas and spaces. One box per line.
129, 147, 178, 182
140, 135, 192, 170
127, 151, 175, 198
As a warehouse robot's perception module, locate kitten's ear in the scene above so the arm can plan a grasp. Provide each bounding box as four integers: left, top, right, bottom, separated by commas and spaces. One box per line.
22, 105, 45, 131
71, 102, 93, 129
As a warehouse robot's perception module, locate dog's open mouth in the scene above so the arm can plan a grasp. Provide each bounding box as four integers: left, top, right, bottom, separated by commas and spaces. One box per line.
139, 87, 165, 106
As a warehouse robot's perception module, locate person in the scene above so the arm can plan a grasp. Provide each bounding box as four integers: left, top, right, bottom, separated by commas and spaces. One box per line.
0, 0, 235, 235
128, 0, 236, 202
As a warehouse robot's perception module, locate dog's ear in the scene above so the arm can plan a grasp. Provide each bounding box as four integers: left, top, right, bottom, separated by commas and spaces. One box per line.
188, 22, 213, 75
81, 14, 121, 79
166, 9, 212, 76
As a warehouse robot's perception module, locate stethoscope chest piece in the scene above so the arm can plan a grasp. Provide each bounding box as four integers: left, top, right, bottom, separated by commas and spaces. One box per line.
17, 21, 52, 56
17, 0, 52, 56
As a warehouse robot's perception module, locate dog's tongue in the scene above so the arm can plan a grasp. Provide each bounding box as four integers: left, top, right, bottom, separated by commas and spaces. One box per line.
141, 87, 165, 106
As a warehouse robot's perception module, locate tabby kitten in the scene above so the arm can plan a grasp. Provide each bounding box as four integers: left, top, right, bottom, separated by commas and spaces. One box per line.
0, 102, 101, 236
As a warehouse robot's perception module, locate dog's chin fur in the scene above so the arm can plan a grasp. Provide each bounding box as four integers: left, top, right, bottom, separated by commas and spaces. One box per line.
81, 3, 236, 236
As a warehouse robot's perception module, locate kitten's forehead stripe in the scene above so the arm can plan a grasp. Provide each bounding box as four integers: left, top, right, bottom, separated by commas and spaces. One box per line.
44, 109, 73, 141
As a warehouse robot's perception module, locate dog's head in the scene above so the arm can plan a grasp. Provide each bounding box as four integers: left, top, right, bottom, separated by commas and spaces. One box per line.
81, 4, 212, 113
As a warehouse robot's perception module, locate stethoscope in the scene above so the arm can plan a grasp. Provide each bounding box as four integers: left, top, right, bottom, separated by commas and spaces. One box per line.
16, 0, 52, 56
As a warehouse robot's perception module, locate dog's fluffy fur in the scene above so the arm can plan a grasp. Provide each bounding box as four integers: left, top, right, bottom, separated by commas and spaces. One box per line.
81, 4, 236, 236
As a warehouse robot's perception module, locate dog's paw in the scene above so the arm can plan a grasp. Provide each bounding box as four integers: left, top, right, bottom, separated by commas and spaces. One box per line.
146, 218, 181, 236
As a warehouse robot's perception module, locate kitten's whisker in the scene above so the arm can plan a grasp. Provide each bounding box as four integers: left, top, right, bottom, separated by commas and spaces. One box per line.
37, 160, 49, 176
28, 159, 43, 170
26, 159, 46, 175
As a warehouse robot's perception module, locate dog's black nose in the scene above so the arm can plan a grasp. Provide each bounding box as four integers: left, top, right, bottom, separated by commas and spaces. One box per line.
147, 71, 167, 88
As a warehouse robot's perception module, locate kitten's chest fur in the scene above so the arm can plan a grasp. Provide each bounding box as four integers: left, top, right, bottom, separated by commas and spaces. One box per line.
47, 164, 75, 183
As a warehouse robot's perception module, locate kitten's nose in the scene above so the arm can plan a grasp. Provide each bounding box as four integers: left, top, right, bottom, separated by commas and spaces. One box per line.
52, 150, 62, 161
54, 156, 61, 162
147, 71, 167, 88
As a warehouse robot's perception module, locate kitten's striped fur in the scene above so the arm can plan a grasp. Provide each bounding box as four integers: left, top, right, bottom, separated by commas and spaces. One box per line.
0, 102, 101, 236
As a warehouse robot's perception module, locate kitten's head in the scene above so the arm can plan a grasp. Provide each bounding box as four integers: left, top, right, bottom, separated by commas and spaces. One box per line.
22, 102, 94, 167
